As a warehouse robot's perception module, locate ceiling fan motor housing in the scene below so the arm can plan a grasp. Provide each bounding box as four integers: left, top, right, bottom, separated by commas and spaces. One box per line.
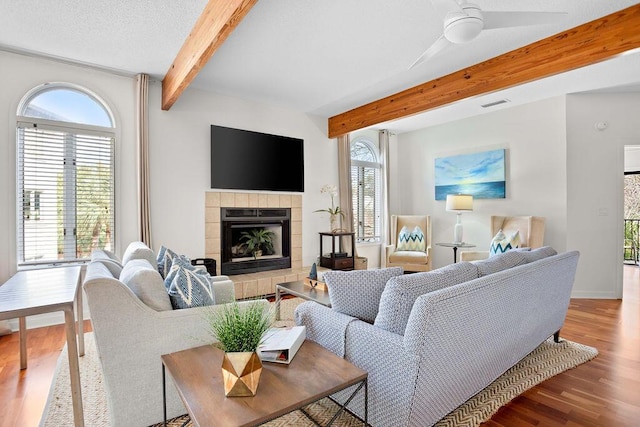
444, 4, 483, 44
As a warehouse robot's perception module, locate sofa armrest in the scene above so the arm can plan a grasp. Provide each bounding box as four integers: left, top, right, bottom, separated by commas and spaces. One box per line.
211, 277, 235, 304
385, 244, 396, 257
459, 250, 489, 261
295, 301, 358, 357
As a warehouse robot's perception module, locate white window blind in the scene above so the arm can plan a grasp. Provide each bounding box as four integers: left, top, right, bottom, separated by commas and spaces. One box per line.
17, 121, 114, 267
351, 139, 382, 243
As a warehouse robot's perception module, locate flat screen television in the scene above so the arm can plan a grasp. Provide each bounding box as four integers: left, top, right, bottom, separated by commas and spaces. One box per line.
211, 125, 304, 192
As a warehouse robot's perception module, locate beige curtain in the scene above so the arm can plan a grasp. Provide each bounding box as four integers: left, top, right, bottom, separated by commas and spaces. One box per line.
136, 74, 152, 247
379, 130, 392, 266
337, 134, 354, 255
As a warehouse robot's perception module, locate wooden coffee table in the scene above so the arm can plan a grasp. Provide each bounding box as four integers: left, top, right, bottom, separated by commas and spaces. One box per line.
275, 281, 331, 320
161, 340, 367, 426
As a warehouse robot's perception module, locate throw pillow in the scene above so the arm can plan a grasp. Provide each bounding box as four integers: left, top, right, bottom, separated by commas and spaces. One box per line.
119, 259, 172, 311
156, 245, 167, 275
159, 248, 193, 279
323, 267, 404, 323
396, 226, 411, 250
166, 256, 215, 309
396, 226, 426, 251
489, 229, 521, 256
375, 262, 479, 335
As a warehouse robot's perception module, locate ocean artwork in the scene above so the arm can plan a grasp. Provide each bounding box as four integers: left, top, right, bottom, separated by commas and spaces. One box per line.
434, 149, 506, 200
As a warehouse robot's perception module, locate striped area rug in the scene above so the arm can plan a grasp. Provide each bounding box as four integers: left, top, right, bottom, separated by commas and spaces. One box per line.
42, 298, 597, 426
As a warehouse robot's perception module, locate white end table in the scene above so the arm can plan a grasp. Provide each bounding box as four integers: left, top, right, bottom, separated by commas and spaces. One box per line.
0, 266, 85, 427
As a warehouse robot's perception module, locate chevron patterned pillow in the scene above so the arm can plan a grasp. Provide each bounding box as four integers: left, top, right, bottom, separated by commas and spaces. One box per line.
489, 229, 521, 256
397, 226, 426, 251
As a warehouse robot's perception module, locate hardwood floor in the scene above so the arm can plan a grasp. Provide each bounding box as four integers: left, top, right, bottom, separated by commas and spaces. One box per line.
0, 270, 638, 427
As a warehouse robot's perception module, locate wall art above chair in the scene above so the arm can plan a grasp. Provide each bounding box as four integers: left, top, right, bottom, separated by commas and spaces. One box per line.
435, 148, 506, 200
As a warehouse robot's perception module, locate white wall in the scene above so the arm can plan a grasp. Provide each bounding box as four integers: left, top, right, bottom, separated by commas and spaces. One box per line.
392, 97, 568, 270
566, 93, 640, 298
147, 81, 337, 267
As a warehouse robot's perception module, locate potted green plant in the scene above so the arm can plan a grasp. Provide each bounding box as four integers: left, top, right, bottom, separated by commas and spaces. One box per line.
206, 302, 273, 396
239, 228, 275, 259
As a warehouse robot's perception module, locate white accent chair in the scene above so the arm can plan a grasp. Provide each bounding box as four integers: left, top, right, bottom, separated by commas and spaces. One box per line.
385, 215, 432, 272
460, 215, 545, 261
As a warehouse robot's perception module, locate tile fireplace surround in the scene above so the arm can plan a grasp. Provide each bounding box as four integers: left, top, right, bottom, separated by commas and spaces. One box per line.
205, 191, 316, 299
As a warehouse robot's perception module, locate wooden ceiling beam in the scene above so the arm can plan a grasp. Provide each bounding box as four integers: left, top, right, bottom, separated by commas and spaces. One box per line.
328, 4, 640, 138
161, 0, 258, 110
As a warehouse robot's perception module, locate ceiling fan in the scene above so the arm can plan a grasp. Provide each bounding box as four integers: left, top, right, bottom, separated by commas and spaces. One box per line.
409, 0, 568, 69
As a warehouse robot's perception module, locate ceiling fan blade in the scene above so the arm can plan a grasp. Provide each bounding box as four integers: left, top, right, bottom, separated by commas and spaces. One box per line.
483, 11, 568, 30
409, 35, 451, 69
430, 0, 464, 19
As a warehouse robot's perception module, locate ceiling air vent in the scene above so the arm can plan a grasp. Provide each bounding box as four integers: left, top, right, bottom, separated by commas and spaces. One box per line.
481, 99, 510, 108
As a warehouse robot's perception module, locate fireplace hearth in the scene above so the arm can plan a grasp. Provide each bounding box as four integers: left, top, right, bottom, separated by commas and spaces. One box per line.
221, 208, 291, 275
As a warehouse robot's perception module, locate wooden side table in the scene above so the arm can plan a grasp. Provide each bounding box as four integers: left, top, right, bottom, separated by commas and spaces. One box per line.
319, 231, 355, 270
436, 242, 476, 263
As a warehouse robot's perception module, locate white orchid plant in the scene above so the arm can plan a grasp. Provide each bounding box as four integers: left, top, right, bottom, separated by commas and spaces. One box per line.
314, 184, 344, 217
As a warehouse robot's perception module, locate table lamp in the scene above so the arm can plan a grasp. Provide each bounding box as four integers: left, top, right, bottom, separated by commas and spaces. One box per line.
446, 194, 473, 244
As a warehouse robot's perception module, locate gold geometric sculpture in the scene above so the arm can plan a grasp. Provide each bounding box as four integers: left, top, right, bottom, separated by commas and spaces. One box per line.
221, 351, 263, 396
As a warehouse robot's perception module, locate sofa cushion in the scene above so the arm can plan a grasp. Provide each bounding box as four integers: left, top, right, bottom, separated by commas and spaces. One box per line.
489, 229, 521, 256
91, 249, 123, 277
119, 259, 172, 311
122, 241, 157, 267
165, 256, 215, 309
323, 267, 403, 323
473, 250, 527, 276
388, 250, 429, 264
522, 246, 557, 263
374, 262, 479, 335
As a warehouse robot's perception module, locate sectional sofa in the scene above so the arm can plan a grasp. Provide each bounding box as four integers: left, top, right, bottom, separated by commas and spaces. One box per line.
295, 247, 579, 426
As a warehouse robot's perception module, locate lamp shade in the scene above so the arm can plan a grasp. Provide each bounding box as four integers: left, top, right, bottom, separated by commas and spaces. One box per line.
446, 194, 473, 212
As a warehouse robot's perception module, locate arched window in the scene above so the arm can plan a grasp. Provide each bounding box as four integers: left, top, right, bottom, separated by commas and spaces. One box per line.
351, 138, 382, 242
16, 83, 115, 267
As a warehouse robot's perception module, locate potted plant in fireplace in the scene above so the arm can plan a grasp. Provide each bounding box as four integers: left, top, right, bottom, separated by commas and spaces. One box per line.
239, 228, 275, 259
206, 302, 273, 396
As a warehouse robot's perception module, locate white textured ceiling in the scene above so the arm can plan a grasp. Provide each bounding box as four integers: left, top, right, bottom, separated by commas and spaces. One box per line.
1, 0, 639, 134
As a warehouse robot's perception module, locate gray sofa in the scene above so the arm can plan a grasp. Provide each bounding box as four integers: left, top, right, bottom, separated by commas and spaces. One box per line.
295, 247, 579, 427
84, 242, 269, 426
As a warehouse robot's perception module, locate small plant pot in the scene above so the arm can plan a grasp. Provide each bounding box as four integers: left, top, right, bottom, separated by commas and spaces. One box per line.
221, 351, 263, 396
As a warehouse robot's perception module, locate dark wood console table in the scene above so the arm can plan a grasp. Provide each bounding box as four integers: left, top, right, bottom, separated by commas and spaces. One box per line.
319, 231, 355, 270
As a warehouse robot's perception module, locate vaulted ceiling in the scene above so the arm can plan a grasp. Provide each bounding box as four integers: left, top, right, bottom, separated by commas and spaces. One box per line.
1, 1, 639, 135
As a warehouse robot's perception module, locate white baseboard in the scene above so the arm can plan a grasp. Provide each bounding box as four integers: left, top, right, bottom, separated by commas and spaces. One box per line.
570, 290, 620, 299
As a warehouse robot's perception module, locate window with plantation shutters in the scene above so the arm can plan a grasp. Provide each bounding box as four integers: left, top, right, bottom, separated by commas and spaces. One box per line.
351, 138, 381, 243
17, 84, 115, 267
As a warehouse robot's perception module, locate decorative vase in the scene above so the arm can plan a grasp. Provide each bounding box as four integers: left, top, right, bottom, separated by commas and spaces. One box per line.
221, 351, 263, 397
330, 214, 339, 232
